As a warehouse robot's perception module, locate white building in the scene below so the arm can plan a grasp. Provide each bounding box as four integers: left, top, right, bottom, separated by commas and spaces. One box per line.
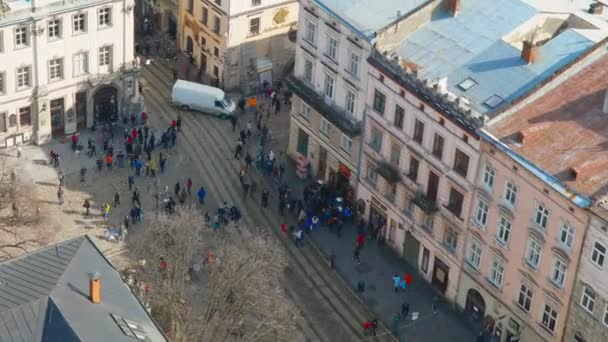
0, 0, 137, 147
178, 0, 298, 92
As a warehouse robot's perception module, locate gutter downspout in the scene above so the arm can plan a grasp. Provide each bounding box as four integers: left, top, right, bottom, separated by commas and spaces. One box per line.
121, 0, 127, 120
354, 104, 368, 214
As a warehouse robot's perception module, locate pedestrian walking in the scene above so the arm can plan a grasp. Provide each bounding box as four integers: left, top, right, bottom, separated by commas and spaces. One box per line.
80, 167, 87, 182
58, 171, 65, 187
16, 145, 22, 158
106, 154, 113, 170
261, 189, 269, 208
113, 192, 120, 208
103, 203, 111, 220
176, 114, 182, 132
230, 116, 237, 132
57, 186, 64, 205
234, 142, 242, 159
294, 228, 303, 247
83, 199, 91, 216
329, 249, 336, 269
353, 246, 361, 264
370, 319, 378, 337
198, 186, 206, 204
132, 188, 141, 207
401, 303, 410, 318
242, 182, 250, 199
159, 153, 166, 173
392, 273, 400, 292
128, 175, 135, 190
187, 178, 193, 195
174, 182, 181, 196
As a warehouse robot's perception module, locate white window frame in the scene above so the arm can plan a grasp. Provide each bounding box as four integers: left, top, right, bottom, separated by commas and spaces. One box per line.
482, 164, 496, 190
474, 199, 489, 228
14, 26, 28, 48
73, 13, 87, 34
16, 66, 31, 89
303, 57, 314, 83
580, 286, 596, 314
348, 49, 360, 77
603, 304, 608, 327
541, 304, 558, 333
467, 239, 482, 269
591, 241, 606, 268
299, 101, 311, 122
534, 202, 550, 230
326, 35, 338, 61
47, 18, 61, 40
559, 222, 574, 249
73, 51, 88, 76
340, 134, 352, 154
504, 181, 518, 207
249, 17, 260, 36
319, 118, 331, 136
517, 284, 533, 312
323, 72, 334, 99
304, 19, 316, 45
99, 45, 112, 67
345, 88, 356, 116
525, 238, 542, 268
551, 258, 567, 288
98, 7, 112, 28
489, 259, 504, 288
48, 58, 63, 81
444, 228, 458, 252
497, 215, 511, 245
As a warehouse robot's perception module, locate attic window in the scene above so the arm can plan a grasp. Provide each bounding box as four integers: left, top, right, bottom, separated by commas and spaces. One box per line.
458, 78, 477, 91
484, 95, 504, 109
111, 314, 148, 341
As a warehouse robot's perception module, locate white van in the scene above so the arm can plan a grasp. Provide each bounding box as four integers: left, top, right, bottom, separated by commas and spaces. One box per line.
170, 80, 236, 118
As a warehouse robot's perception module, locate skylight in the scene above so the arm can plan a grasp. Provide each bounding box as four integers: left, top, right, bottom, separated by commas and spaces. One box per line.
111, 313, 149, 341
484, 95, 504, 109
458, 78, 477, 91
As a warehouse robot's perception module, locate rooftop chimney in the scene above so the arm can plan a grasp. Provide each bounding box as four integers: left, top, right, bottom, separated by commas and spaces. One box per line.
445, 0, 460, 16
603, 88, 608, 114
521, 41, 538, 64
589, 2, 604, 15
89, 273, 101, 304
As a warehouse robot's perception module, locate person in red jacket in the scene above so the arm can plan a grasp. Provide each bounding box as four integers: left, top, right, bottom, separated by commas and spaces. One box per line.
141, 111, 148, 125
131, 127, 137, 139
71, 134, 78, 151
357, 232, 365, 249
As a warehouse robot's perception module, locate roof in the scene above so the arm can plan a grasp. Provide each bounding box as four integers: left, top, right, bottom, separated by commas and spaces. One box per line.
487, 54, 608, 197
386, 0, 605, 116
313, 0, 429, 39
0, 236, 167, 342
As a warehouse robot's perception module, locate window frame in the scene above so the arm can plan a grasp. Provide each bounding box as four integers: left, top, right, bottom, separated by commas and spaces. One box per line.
504, 181, 519, 207
252, 0, 261, 6
497, 215, 512, 245
443, 228, 458, 253
541, 304, 558, 333
474, 199, 489, 228
517, 284, 533, 312
551, 258, 567, 288
413, 119, 424, 144
525, 238, 542, 268
326, 34, 338, 61
467, 239, 482, 269
408, 157, 419, 182
534, 202, 550, 230
304, 19, 317, 45
201, 6, 209, 25
432, 133, 445, 159
394, 105, 405, 129
73, 51, 88, 76
47, 18, 62, 40
559, 222, 574, 249
580, 286, 596, 314
14, 26, 28, 48
98, 45, 112, 67
213, 15, 221, 34
340, 134, 352, 155
319, 117, 331, 137
299, 102, 311, 122
323, 73, 335, 99
303, 57, 314, 83
73, 13, 87, 34
482, 164, 496, 190
48, 57, 63, 82
369, 126, 383, 152
249, 17, 260, 36
372, 89, 386, 114
591, 241, 606, 268
489, 259, 504, 288
18, 106, 31, 126
0, 71, 5, 95
16, 65, 31, 90
447, 188, 464, 217
348, 50, 360, 77
98, 7, 112, 28
453, 149, 470, 178
345, 88, 356, 116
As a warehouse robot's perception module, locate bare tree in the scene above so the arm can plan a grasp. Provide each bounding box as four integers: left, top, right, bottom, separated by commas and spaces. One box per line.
128, 207, 301, 342
0, 159, 46, 260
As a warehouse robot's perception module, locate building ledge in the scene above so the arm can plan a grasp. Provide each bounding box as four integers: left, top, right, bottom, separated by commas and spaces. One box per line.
412, 192, 437, 213
376, 162, 401, 184
286, 74, 361, 137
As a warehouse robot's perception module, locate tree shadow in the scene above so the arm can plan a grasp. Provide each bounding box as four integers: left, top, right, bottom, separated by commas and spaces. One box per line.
67, 282, 89, 300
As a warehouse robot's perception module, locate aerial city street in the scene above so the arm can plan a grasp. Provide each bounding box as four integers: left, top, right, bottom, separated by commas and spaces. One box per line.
1, 0, 608, 341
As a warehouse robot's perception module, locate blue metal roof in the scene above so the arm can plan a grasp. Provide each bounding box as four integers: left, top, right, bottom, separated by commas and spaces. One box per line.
449, 29, 595, 115
314, 0, 429, 39
397, 0, 537, 79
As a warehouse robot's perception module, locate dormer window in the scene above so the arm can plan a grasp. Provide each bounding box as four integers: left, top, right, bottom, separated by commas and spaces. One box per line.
458, 78, 477, 91
484, 95, 504, 109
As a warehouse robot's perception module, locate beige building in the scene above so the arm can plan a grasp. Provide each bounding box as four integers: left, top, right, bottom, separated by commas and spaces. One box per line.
178, 0, 298, 91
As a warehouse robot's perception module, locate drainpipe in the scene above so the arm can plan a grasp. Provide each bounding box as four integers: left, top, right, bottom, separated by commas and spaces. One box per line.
121, 0, 128, 120
353, 104, 369, 215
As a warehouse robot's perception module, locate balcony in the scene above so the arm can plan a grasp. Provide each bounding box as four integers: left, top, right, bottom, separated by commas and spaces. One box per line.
286, 74, 361, 137
376, 162, 401, 184
412, 191, 438, 214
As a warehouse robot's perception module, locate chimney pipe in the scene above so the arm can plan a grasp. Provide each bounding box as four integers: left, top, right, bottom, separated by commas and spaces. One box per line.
445, 0, 460, 16
589, 2, 604, 15
521, 41, 538, 64
89, 273, 101, 304
602, 88, 608, 114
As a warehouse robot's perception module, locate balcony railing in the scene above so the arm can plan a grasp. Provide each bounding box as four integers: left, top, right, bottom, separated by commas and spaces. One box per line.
376, 162, 401, 184
412, 191, 438, 214
286, 74, 361, 137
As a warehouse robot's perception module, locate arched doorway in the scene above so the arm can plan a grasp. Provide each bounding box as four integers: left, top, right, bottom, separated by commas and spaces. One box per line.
465, 289, 486, 324
185, 36, 194, 54
93, 85, 118, 123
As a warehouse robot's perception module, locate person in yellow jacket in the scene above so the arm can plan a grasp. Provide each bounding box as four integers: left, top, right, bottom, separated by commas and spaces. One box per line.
103, 203, 111, 220
149, 159, 158, 177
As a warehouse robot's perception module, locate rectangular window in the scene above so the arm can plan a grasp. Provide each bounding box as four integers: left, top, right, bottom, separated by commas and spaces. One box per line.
48, 19, 61, 39
213, 16, 221, 34
367, 162, 377, 185
98, 7, 112, 27
518, 284, 533, 312
581, 286, 596, 313
447, 188, 464, 217
413, 119, 424, 144
468, 239, 482, 269
213, 65, 219, 78
0, 31, 4, 52
249, 17, 260, 36
327, 35, 338, 61
526, 239, 542, 268
340, 134, 352, 154
14, 27, 28, 48
213, 47, 219, 57
541, 304, 558, 333
504, 182, 519, 206
453, 149, 470, 178
497, 216, 511, 245
0, 72, 5, 94
604, 305, 608, 327
73, 52, 88, 76
432, 134, 444, 159
475, 200, 488, 227
369, 126, 382, 152
482, 164, 496, 189
320, 118, 331, 136
345, 89, 356, 115
348, 50, 360, 77
99, 46, 111, 66
421, 248, 430, 273
559, 222, 574, 249
19, 106, 31, 126
444, 228, 458, 252
16, 66, 31, 89
305, 19, 316, 45
303, 58, 314, 83
394, 105, 404, 129
591, 241, 606, 267
489, 259, 504, 287
0, 112, 6, 132
373, 89, 386, 114
390, 144, 400, 166
201, 7, 208, 25
187, 0, 194, 13
408, 157, 419, 182
534, 203, 550, 230
299, 102, 311, 122
551, 258, 567, 288
323, 73, 334, 98
48, 58, 63, 81
215, 0, 221, 5
252, 0, 261, 5
73, 13, 87, 33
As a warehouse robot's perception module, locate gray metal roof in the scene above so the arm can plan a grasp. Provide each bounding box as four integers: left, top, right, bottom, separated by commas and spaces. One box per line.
0, 236, 167, 342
